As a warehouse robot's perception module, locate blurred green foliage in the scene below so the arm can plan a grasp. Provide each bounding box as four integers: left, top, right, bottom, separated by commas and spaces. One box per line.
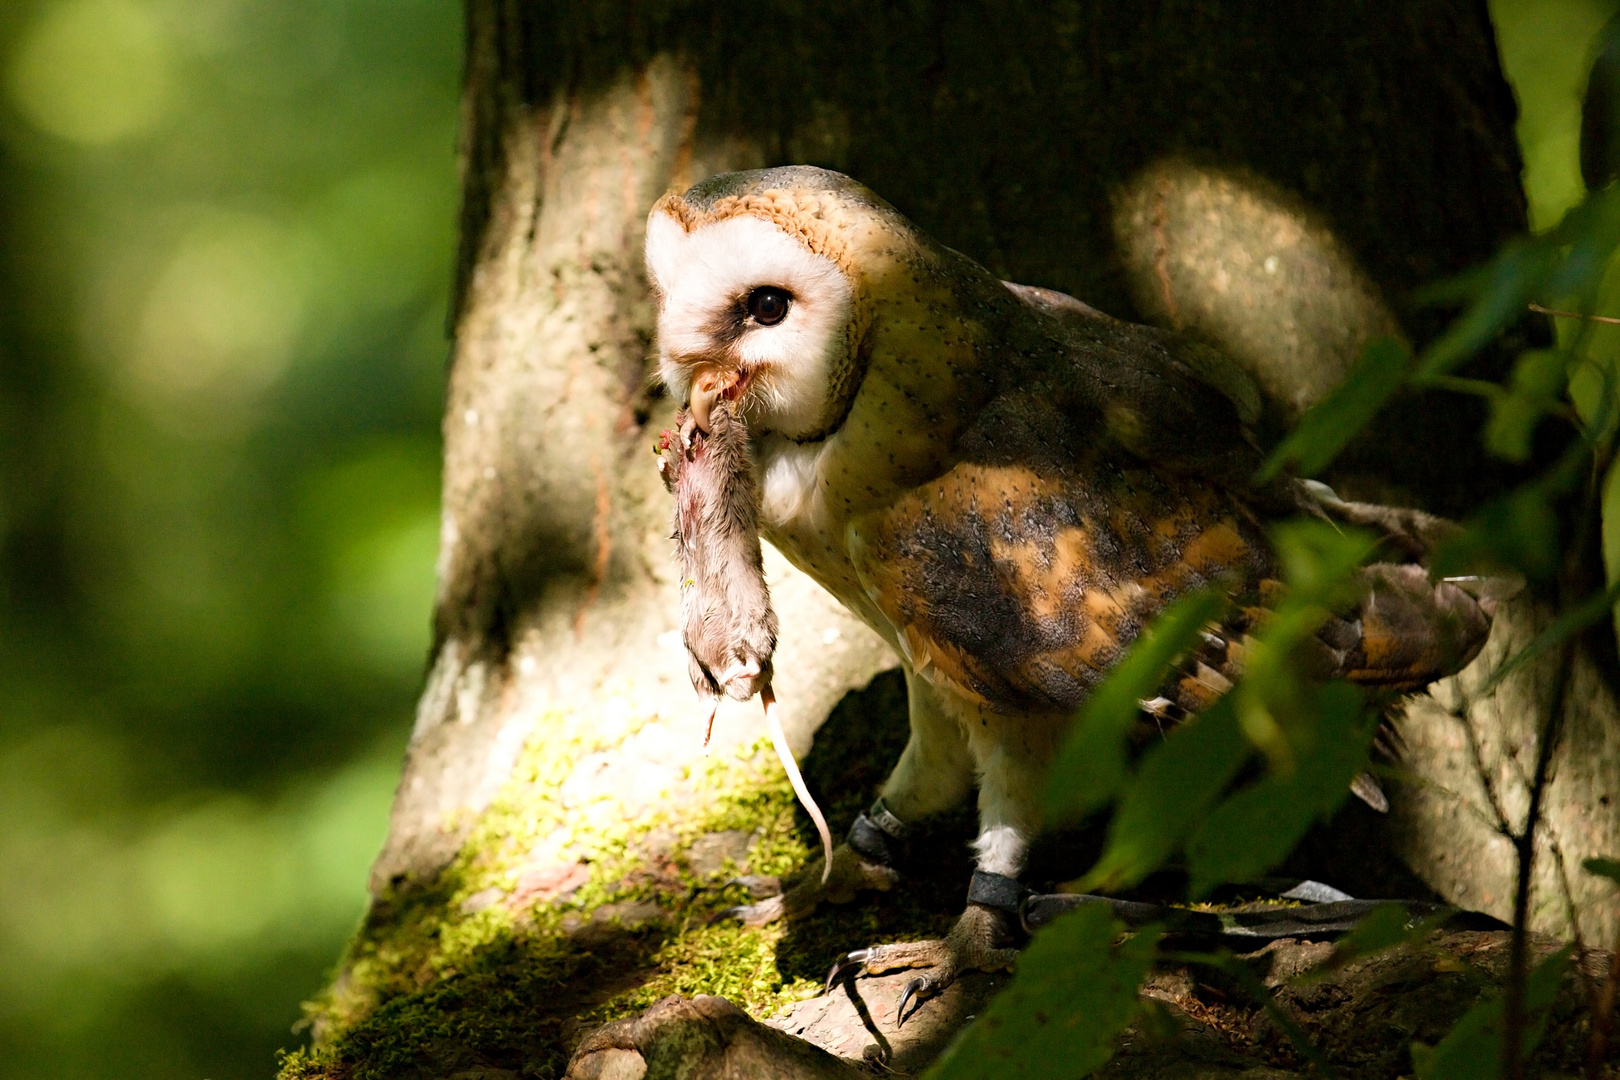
1496, 0, 1620, 231
1409, 947, 1574, 1080
1051, 522, 1380, 892
0, 1, 459, 1077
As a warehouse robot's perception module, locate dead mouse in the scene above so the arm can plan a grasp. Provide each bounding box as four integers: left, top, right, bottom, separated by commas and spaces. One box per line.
657, 399, 831, 880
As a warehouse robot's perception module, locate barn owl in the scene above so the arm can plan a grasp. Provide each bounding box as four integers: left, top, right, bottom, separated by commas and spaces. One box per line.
644, 166, 1491, 1018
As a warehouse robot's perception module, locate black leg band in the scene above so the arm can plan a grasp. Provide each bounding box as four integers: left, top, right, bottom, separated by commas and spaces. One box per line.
847, 797, 910, 866
967, 870, 1029, 916
847, 814, 895, 864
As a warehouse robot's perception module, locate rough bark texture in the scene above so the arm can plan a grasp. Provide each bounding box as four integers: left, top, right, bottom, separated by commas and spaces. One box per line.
1394, 605, 1620, 946
372, 51, 889, 895
278, 3, 1620, 1079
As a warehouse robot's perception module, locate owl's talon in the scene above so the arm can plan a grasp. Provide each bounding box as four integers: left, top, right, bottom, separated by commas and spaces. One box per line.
824, 949, 874, 992
827, 903, 1018, 1019
713, 843, 901, 932
709, 893, 787, 928
896, 977, 932, 1027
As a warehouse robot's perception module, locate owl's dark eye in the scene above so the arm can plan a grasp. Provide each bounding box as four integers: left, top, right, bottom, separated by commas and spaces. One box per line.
747, 286, 791, 326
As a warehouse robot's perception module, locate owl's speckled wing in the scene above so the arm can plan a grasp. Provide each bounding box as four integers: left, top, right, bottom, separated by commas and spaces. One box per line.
848, 380, 1275, 713
846, 291, 1490, 716
1000, 281, 1268, 495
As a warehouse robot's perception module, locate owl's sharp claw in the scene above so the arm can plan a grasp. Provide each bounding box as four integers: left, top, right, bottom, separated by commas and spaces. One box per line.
896, 976, 933, 1027
824, 949, 874, 992
708, 892, 787, 928
827, 904, 1018, 1020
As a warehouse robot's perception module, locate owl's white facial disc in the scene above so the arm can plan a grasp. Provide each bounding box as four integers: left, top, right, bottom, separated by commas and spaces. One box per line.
646, 210, 853, 440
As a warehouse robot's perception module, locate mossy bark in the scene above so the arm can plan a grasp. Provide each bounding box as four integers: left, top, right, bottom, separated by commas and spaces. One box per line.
279, 4, 1620, 1078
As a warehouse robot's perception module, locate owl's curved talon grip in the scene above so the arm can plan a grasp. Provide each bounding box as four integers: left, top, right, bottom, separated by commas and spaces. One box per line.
896, 977, 933, 1027
824, 949, 874, 993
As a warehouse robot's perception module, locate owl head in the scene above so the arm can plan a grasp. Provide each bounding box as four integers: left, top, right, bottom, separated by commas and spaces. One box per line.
644, 167, 924, 442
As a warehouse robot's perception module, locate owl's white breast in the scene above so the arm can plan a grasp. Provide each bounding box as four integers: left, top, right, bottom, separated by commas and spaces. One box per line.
755, 432, 867, 600
757, 434, 828, 535
754, 431, 900, 646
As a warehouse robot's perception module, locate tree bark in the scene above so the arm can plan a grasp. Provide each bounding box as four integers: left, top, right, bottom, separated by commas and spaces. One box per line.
283, 4, 1620, 1078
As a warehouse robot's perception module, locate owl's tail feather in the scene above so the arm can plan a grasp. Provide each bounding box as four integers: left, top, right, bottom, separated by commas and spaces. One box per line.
1166, 563, 1494, 716
1146, 561, 1499, 812
1289, 482, 1516, 689
1312, 563, 1495, 689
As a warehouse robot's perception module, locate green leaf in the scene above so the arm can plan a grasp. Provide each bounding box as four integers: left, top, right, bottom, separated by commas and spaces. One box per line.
1076, 700, 1252, 893
1184, 681, 1372, 897
1044, 588, 1229, 825
1260, 337, 1410, 480
1411, 186, 1620, 383
1584, 856, 1620, 885
1268, 519, 1378, 608
1336, 902, 1419, 954
1410, 946, 1572, 1080
925, 906, 1158, 1080
1545, 186, 1620, 300
1415, 239, 1561, 380
1229, 522, 1376, 764
1567, 349, 1620, 443
1057, 519, 1379, 898
1483, 349, 1570, 462
1603, 455, 1620, 650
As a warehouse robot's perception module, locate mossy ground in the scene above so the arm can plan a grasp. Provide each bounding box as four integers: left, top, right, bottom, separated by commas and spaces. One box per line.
277, 672, 980, 1080
271, 664, 1562, 1080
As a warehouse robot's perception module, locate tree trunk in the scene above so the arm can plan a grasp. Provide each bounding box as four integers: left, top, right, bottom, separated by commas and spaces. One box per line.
282, 4, 1620, 1078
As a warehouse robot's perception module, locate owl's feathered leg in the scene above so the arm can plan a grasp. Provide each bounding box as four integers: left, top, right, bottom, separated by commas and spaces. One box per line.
828, 694, 1053, 1023
875, 671, 979, 823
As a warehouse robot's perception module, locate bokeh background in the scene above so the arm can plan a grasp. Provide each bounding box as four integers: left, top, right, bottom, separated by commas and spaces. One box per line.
0, 1, 456, 1076
0, 1, 1608, 1077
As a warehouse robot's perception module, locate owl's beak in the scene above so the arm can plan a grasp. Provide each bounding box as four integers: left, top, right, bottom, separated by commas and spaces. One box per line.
688, 366, 746, 435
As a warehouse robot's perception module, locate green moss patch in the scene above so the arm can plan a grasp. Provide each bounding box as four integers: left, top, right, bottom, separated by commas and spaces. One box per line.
279, 673, 965, 1079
